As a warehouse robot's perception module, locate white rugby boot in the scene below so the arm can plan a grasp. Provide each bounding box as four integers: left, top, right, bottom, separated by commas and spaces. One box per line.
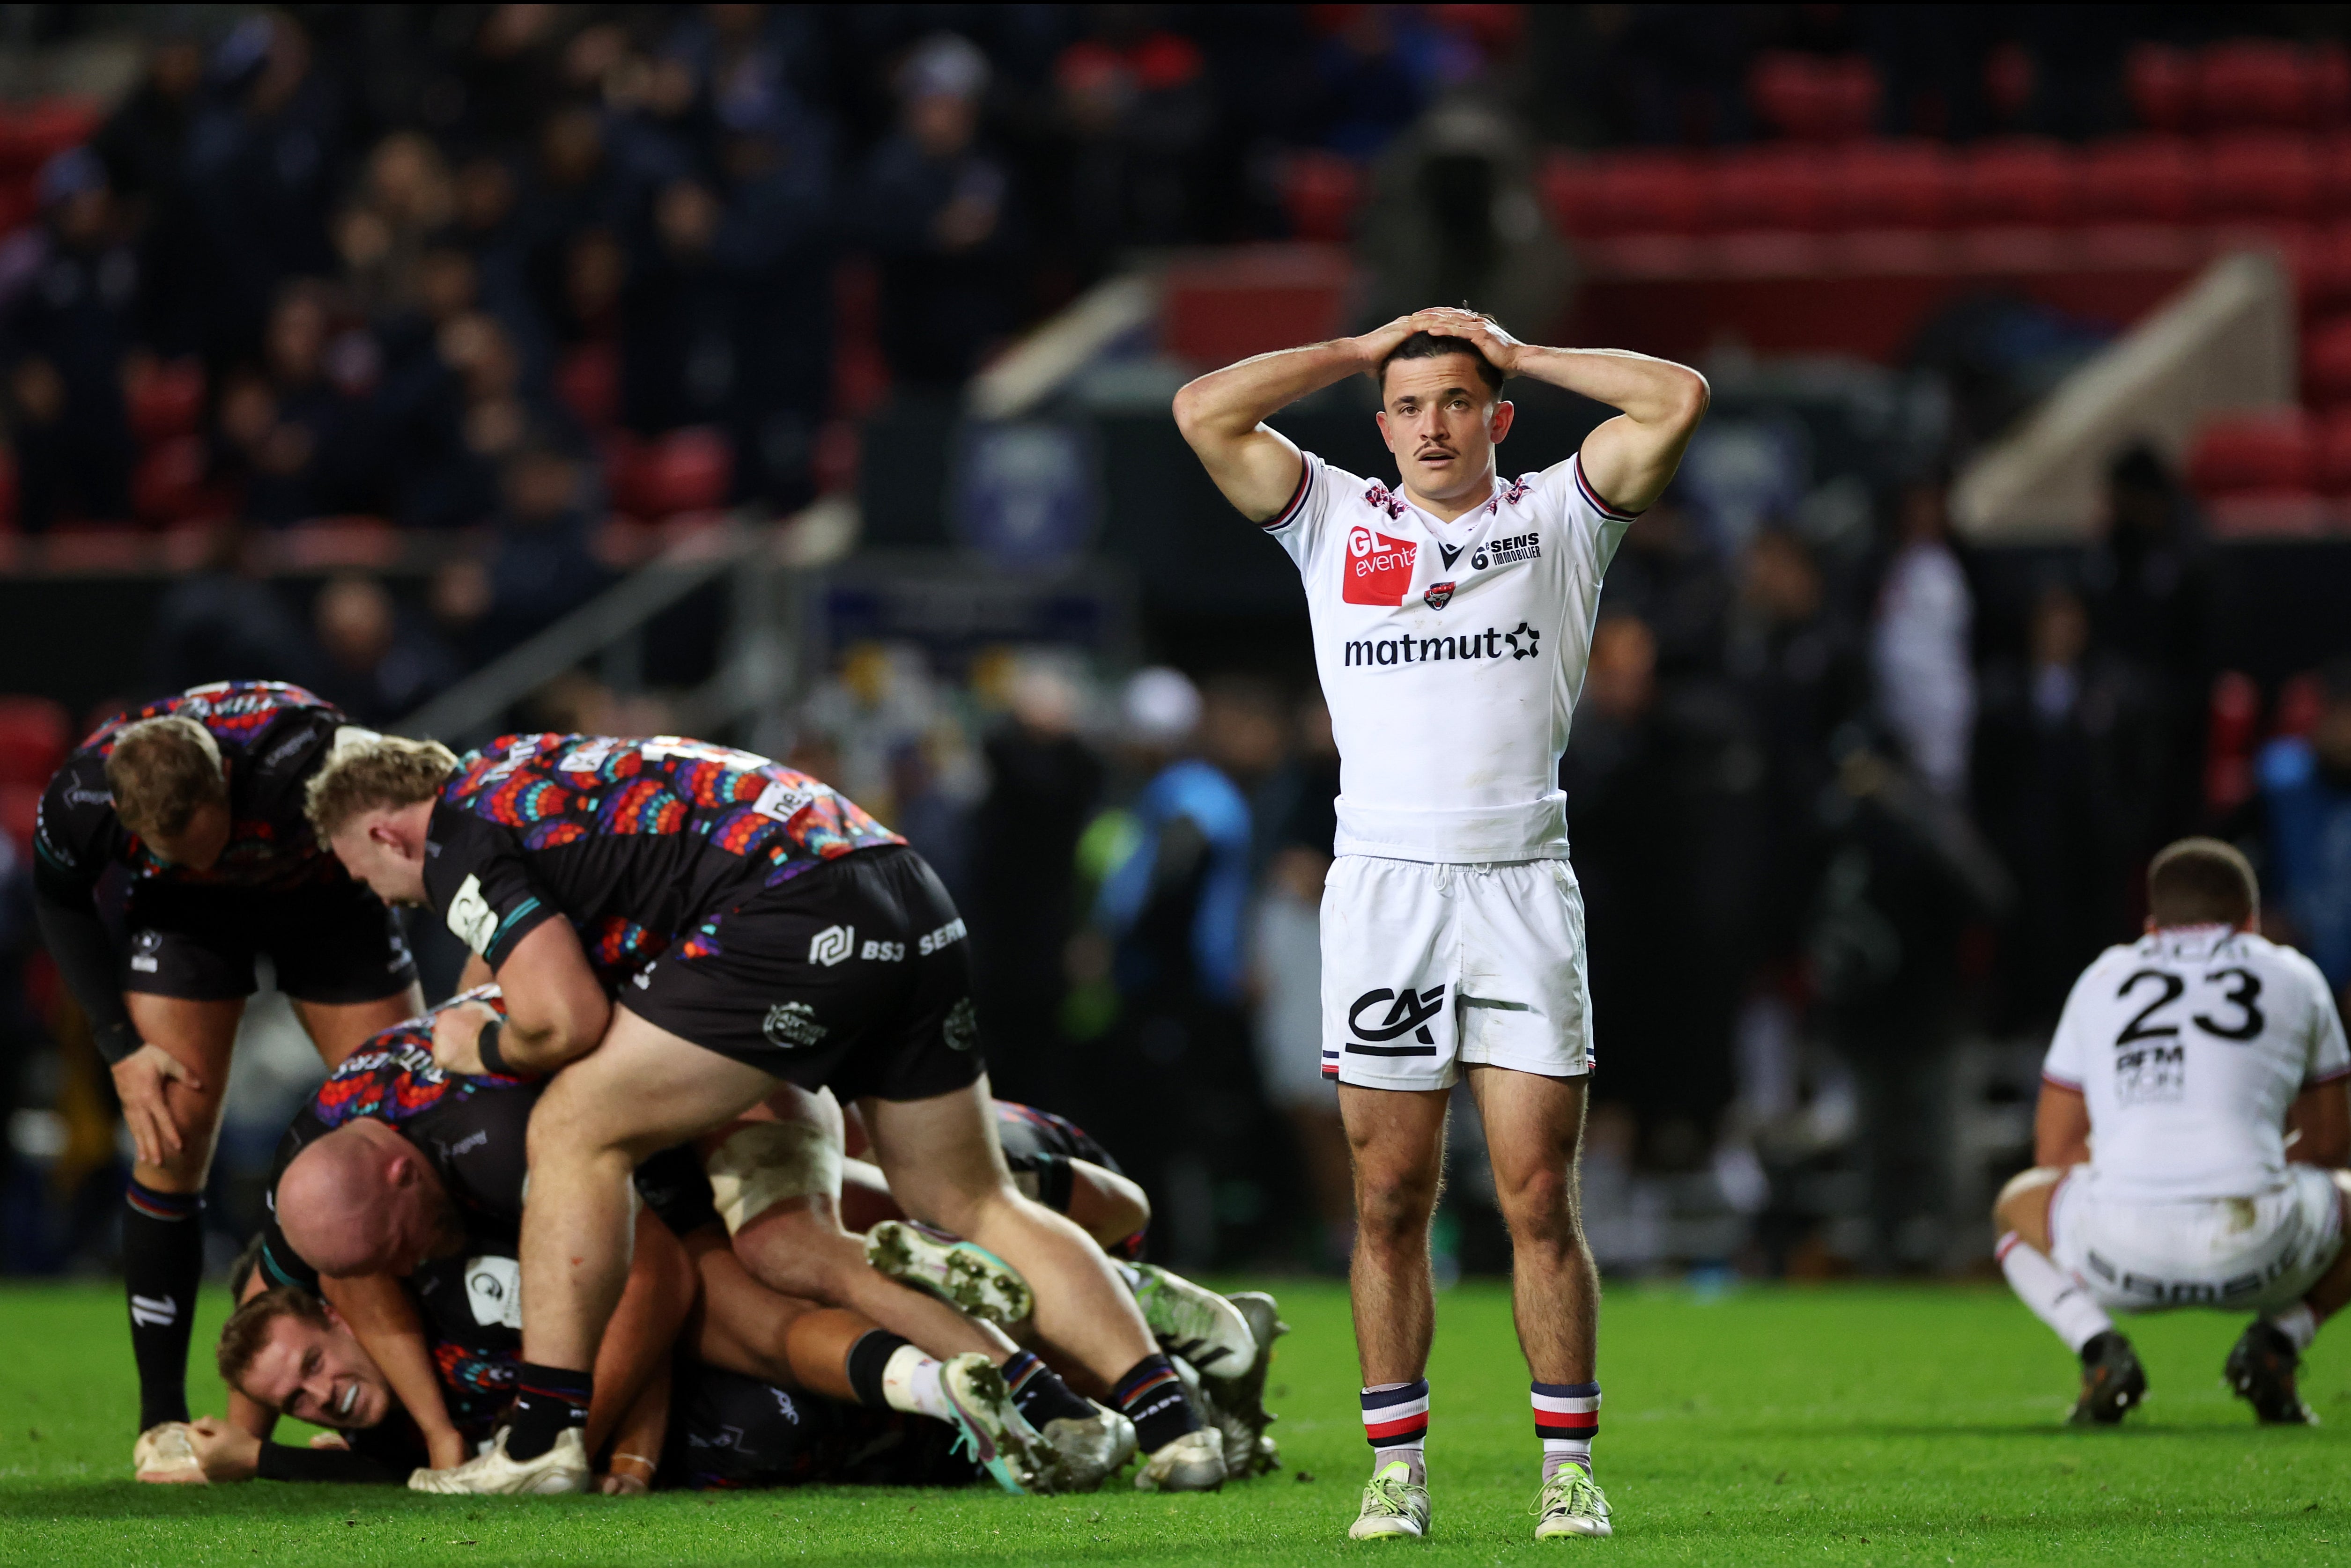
1348, 1459, 1430, 1540
1032, 1401, 1134, 1492
1531, 1461, 1612, 1539
1127, 1263, 1256, 1377
865, 1220, 1035, 1327
1203, 1290, 1287, 1478
1134, 1426, 1227, 1492
939, 1353, 1045, 1494
408, 1426, 590, 1494
133, 1422, 207, 1484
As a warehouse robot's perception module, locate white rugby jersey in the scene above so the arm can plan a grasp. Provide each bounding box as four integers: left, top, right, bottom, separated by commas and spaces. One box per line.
2043, 925, 2351, 1202
1265, 450, 1637, 861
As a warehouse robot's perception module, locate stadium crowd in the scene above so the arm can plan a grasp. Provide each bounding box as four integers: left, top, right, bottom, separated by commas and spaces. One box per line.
2, 6, 2351, 1295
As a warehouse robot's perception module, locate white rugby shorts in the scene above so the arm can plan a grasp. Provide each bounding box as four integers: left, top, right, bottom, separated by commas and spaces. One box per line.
1319, 854, 1592, 1091
2050, 1164, 2345, 1316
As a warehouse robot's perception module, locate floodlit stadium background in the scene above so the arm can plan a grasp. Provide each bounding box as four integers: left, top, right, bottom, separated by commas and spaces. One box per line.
1, 4, 2349, 1293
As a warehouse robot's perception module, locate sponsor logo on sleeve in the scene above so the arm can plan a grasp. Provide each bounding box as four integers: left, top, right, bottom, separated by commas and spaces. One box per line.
446, 874, 499, 954
752, 778, 821, 823
943, 997, 980, 1053
808, 924, 855, 966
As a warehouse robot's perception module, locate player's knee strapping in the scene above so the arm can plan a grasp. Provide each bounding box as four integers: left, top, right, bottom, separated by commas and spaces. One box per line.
702, 1120, 843, 1233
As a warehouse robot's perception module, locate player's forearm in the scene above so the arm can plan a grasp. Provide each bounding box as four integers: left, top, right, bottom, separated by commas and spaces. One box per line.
30, 876, 137, 1059
1506, 345, 1709, 430
1172, 338, 1373, 445
319, 1273, 465, 1461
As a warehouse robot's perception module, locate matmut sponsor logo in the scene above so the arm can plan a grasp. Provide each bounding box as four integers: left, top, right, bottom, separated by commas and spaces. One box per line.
1342, 525, 1417, 606
1342, 621, 1542, 670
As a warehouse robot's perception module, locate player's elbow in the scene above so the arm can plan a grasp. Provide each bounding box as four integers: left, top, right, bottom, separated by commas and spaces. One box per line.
1659, 367, 1709, 432
1171, 380, 1209, 444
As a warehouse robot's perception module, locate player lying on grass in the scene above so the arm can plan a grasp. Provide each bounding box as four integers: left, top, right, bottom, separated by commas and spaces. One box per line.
308, 732, 1223, 1494
222, 989, 1051, 1489
1175, 305, 1708, 1541
29, 681, 426, 1481
1996, 837, 2351, 1425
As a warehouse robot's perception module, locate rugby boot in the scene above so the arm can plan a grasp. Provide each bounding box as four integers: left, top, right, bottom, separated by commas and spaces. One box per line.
2067, 1330, 2148, 1425
1128, 1263, 1256, 1377
1532, 1461, 1613, 1539
940, 1353, 1047, 1494
133, 1421, 206, 1484
1347, 1459, 1430, 1540
865, 1220, 1034, 1327
1032, 1401, 1135, 1492
1134, 1425, 1227, 1492
408, 1425, 590, 1494
2225, 1320, 2317, 1425
1202, 1290, 1287, 1479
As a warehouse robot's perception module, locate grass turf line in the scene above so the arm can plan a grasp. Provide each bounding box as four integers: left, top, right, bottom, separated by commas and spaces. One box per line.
0, 1279, 2342, 1565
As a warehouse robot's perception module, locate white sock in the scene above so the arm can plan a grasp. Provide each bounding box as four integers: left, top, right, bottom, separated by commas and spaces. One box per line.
1541, 1439, 1591, 1481
1998, 1231, 2112, 1354
881, 1345, 953, 1422
2268, 1302, 2320, 1352
1373, 1443, 1425, 1483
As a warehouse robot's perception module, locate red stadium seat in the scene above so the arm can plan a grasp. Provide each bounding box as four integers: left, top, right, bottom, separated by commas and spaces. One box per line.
0, 175, 35, 237
554, 343, 619, 432
2080, 137, 2203, 224
0, 694, 69, 787
126, 357, 204, 446
2303, 224, 2351, 314
1708, 146, 1833, 232
2275, 670, 2329, 737
2314, 406, 2351, 493
1539, 150, 1603, 238
1590, 150, 1706, 236
2201, 131, 2321, 221
2203, 670, 2263, 816
2186, 411, 2316, 496
131, 435, 213, 523
1955, 139, 2079, 227
615, 427, 732, 519
1835, 140, 1953, 229
0, 96, 101, 174
2307, 315, 2351, 406
0, 781, 39, 854
2127, 44, 2196, 133
1749, 52, 1880, 143
2199, 40, 2319, 131
2316, 43, 2351, 130
1281, 149, 1366, 243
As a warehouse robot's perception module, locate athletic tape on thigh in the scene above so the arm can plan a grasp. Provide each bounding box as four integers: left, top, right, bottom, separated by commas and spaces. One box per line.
703, 1120, 844, 1233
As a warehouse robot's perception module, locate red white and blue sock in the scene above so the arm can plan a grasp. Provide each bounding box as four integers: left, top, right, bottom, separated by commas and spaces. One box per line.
1361, 1379, 1429, 1480
1533, 1380, 1599, 1480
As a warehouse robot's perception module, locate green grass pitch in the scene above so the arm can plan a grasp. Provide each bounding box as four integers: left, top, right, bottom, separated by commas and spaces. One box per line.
0, 1279, 2343, 1565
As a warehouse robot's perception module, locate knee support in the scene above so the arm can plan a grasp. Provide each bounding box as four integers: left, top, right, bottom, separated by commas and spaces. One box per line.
703, 1120, 844, 1234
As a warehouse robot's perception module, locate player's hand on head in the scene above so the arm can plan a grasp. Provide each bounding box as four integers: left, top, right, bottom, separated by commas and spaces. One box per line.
111, 1043, 203, 1168
1406, 306, 1523, 371
429, 999, 497, 1076
187, 1416, 262, 1482
1352, 314, 1421, 365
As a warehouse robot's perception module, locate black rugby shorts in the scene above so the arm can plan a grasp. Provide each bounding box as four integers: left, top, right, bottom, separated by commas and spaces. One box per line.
624, 845, 986, 1104
121, 877, 419, 1005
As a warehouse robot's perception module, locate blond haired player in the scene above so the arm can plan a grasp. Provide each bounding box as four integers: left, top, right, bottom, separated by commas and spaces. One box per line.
1996, 837, 2351, 1424
1174, 306, 1707, 1540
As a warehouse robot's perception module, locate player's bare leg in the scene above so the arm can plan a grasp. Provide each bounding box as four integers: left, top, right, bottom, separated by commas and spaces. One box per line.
731, 1188, 1013, 1361
2227, 1172, 2351, 1424
120, 994, 242, 1483
864, 1075, 1226, 1490
1336, 1083, 1446, 1539
1992, 1168, 2140, 1423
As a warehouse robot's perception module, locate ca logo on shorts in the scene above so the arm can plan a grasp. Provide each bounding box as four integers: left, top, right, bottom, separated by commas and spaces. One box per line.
1349, 985, 1447, 1045
808, 925, 855, 966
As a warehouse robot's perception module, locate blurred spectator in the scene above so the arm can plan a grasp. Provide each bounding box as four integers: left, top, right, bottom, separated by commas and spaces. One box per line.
1044, 22, 1216, 287
232, 280, 388, 524
968, 655, 1102, 1107
1308, 7, 1433, 159
1358, 102, 1570, 339
1873, 481, 1975, 801
0, 149, 138, 529
2084, 445, 2211, 838
474, 443, 612, 661
858, 34, 1018, 389
622, 178, 738, 438
94, 25, 208, 355
2257, 657, 2351, 1004
143, 521, 315, 692
1974, 584, 2164, 1025
1592, 501, 1730, 677
1249, 694, 1350, 1269
307, 570, 456, 727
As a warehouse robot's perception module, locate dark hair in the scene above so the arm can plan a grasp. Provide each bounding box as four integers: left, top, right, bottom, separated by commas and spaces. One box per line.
216, 1285, 332, 1396
1378, 331, 1504, 395
2146, 837, 2259, 929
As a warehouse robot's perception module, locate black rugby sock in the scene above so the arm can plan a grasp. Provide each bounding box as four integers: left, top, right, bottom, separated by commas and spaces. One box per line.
1002, 1349, 1095, 1428
123, 1180, 204, 1431
505, 1363, 592, 1461
1112, 1353, 1201, 1455
846, 1330, 912, 1409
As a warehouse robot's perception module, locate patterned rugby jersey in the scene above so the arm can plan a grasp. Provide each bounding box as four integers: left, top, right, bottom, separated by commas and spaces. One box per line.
424, 733, 903, 985
34, 680, 358, 892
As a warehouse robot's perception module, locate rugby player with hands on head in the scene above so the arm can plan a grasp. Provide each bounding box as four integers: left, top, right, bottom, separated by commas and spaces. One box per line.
27, 682, 425, 1484
306, 733, 1224, 1495
1176, 305, 1707, 1541
1995, 838, 2351, 1426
